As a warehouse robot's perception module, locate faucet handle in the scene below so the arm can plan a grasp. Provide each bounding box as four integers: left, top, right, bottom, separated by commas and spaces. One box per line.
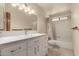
0, 31, 2, 33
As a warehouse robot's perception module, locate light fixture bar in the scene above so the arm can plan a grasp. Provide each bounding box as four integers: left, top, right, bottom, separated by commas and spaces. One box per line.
11, 3, 35, 15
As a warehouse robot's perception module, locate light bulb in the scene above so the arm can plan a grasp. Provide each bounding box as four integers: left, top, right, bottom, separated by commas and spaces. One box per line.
28, 11, 32, 14
21, 4, 26, 8
27, 7, 30, 11
18, 4, 26, 10
11, 3, 19, 7
24, 9, 28, 12
18, 6, 24, 10
24, 7, 28, 12
31, 10, 35, 14
28, 10, 35, 15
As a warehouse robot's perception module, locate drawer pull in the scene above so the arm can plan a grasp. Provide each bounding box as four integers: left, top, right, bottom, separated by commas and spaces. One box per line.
10, 47, 22, 53
11, 50, 14, 52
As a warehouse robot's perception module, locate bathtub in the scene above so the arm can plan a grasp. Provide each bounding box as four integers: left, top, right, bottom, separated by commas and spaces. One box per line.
48, 40, 73, 50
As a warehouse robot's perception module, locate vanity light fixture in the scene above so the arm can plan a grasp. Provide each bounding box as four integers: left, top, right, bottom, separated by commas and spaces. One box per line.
18, 6, 23, 10
11, 3, 19, 7
60, 16, 68, 20
27, 7, 30, 11
31, 10, 35, 14
24, 7, 30, 13
28, 10, 35, 15
18, 4, 26, 10
52, 17, 59, 21
24, 9, 28, 12
11, 3, 35, 15
28, 11, 32, 14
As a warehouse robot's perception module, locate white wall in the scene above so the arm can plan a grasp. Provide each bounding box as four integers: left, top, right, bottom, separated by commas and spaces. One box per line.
47, 4, 73, 49
29, 4, 47, 33
48, 4, 71, 39
6, 4, 37, 30
54, 19, 72, 42
35, 5, 47, 33
0, 3, 4, 29
71, 4, 79, 55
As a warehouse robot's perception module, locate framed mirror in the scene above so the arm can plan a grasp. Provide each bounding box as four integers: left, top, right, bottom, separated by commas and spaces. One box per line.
4, 3, 37, 31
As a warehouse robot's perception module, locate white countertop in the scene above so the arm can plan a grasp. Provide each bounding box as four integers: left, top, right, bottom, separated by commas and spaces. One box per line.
0, 33, 46, 45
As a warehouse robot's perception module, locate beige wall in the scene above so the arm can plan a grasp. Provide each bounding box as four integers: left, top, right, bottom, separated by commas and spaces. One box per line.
71, 4, 79, 55
0, 3, 4, 29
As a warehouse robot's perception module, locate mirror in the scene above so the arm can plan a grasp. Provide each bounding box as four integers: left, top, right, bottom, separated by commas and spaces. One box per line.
5, 3, 37, 31
0, 3, 5, 31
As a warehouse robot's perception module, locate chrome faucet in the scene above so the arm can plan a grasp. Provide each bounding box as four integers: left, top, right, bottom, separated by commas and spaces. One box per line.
0, 31, 2, 37
0, 31, 2, 34
23, 28, 27, 35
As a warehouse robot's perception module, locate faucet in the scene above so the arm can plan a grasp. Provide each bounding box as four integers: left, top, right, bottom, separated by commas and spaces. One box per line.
0, 31, 2, 34
0, 31, 2, 37
23, 28, 27, 35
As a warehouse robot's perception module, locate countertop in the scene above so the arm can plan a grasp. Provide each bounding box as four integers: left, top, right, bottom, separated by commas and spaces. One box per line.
0, 33, 46, 45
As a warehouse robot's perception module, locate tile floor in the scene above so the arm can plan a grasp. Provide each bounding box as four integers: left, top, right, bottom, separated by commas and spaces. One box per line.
48, 48, 74, 56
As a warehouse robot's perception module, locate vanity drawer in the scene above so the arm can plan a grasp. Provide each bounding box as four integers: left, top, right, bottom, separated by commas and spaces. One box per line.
0, 40, 27, 56
14, 49, 27, 56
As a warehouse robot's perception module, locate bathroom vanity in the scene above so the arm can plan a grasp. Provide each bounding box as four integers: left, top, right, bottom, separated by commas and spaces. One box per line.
0, 33, 48, 56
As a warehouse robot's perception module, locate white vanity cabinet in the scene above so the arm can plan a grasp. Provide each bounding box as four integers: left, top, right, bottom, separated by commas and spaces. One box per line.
0, 40, 28, 56
27, 37, 41, 56
0, 35, 48, 56
27, 35, 48, 56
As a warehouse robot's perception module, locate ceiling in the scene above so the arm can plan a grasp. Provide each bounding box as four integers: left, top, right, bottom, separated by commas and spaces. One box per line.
37, 3, 54, 14
37, 3, 71, 15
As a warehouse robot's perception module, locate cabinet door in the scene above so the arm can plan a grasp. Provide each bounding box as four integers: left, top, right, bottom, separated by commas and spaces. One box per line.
27, 36, 48, 56
33, 39, 40, 56
27, 39, 35, 56
27, 38, 39, 56
34, 36, 48, 56
35, 37, 42, 56
42, 36, 48, 55
38, 36, 48, 56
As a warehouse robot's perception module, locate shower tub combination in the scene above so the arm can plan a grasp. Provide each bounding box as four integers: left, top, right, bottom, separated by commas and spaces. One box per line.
48, 40, 73, 50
